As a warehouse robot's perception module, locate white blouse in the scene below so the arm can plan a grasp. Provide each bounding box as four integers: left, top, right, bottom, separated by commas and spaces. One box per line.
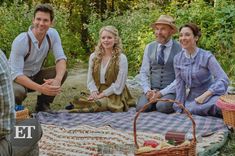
87, 53, 128, 96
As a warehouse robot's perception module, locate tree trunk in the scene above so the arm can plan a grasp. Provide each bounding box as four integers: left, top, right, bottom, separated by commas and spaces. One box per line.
41, 0, 50, 3
100, 0, 107, 20
111, 0, 115, 12
80, 0, 90, 53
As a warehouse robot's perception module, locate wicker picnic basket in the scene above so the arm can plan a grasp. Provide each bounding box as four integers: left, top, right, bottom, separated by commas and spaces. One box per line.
216, 95, 235, 128
133, 99, 196, 156
16, 108, 30, 121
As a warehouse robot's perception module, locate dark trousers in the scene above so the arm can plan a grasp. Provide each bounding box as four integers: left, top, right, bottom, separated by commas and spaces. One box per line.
13, 66, 67, 104
136, 92, 176, 113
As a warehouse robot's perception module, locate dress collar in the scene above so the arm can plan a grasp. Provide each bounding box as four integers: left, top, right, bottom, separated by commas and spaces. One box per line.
183, 47, 199, 59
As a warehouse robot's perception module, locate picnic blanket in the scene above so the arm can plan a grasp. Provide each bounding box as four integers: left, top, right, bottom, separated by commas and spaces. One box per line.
39, 124, 164, 155
37, 108, 228, 136
37, 108, 229, 156
38, 124, 227, 156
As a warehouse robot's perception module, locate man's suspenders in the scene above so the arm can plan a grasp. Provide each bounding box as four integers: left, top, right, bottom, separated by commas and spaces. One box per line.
24, 33, 51, 61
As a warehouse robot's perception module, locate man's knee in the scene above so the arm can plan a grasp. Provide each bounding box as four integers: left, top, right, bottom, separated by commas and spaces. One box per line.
13, 83, 27, 104
0, 139, 12, 156
136, 94, 155, 112
156, 102, 174, 113
136, 94, 147, 111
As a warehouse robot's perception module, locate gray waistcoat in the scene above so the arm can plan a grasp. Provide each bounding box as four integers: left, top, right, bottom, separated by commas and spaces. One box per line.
148, 40, 181, 89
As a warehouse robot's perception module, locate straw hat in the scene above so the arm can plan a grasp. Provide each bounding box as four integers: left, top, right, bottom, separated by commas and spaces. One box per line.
151, 15, 178, 34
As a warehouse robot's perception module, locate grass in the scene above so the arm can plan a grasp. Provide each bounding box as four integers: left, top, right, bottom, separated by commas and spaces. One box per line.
219, 132, 235, 156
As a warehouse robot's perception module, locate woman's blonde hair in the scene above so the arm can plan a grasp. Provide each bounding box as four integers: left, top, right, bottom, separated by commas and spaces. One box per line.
94, 25, 123, 59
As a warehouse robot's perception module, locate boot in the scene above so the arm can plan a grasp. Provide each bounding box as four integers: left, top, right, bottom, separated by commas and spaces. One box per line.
35, 95, 52, 112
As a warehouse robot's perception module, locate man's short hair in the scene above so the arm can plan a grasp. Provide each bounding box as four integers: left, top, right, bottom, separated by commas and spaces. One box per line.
34, 4, 54, 21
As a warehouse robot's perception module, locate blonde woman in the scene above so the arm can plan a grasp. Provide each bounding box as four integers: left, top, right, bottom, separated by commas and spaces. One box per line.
70, 26, 135, 112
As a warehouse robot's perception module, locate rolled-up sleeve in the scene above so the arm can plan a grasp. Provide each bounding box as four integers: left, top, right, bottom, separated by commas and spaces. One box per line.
49, 29, 67, 62
173, 55, 186, 113
139, 45, 151, 94
103, 54, 128, 96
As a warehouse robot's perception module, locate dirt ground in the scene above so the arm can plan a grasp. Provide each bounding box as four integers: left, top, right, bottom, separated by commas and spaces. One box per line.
24, 63, 89, 112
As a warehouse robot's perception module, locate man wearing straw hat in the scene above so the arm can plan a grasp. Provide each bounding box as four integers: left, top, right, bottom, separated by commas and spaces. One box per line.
137, 15, 181, 113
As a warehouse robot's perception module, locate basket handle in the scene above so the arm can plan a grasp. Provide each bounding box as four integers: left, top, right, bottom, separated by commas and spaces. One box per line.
133, 98, 196, 149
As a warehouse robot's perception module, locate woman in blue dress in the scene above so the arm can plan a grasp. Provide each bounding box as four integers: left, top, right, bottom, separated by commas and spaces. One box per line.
173, 23, 229, 117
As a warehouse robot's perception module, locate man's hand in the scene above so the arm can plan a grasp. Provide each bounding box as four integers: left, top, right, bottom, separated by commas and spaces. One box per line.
43, 78, 61, 86
146, 90, 155, 100
149, 91, 162, 102
39, 82, 61, 96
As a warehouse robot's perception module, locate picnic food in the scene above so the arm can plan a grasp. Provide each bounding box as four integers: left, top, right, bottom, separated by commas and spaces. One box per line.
136, 146, 156, 154
143, 140, 159, 148
134, 99, 197, 156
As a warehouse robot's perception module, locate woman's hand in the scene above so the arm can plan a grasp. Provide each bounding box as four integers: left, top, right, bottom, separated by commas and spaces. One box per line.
195, 90, 212, 104
97, 92, 105, 99
88, 91, 99, 101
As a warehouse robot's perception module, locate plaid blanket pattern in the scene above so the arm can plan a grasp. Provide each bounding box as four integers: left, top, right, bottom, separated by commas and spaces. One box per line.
37, 108, 228, 136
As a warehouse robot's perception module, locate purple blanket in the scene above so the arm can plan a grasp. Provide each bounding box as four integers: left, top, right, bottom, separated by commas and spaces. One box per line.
37, 108, 228, 136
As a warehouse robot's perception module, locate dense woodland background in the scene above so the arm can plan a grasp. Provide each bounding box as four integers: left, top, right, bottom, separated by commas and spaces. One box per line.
0, 0, 234, 82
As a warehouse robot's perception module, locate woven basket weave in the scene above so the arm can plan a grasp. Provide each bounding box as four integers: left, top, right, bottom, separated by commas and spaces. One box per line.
133, 98, 196, 156
16, 108, 30, 121
216, 95, 235, 128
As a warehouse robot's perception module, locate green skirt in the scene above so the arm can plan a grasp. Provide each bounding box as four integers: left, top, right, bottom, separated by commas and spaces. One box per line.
69, 85, 135, 113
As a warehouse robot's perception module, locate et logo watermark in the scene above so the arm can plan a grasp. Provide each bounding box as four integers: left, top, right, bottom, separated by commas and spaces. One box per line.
10, 119, 42, 147
14, 126, 36, 139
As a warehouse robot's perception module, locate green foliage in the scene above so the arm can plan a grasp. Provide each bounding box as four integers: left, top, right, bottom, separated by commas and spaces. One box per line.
0, 3, 86, 67
0, 0, 235, 82
88, 0, 235, 81
53, 5, 87, 66
220, 132, 235, 156
0, 3, 32, 56
88, 9, 160, 74
171, 0, 235, 81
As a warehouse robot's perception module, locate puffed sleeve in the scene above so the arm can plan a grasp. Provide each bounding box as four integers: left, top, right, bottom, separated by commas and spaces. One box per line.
173, 53, 186, 113
207, 55, 229, 95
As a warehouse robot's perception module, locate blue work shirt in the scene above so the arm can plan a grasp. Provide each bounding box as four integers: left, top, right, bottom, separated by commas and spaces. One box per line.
9, 26, 67, 80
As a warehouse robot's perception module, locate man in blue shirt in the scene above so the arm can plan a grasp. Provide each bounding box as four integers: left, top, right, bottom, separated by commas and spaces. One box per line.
9, 4, 67, 112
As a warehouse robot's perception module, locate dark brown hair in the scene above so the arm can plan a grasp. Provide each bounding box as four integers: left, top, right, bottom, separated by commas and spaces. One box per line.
34, 4, 54, 21
179, 23, 201, 38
